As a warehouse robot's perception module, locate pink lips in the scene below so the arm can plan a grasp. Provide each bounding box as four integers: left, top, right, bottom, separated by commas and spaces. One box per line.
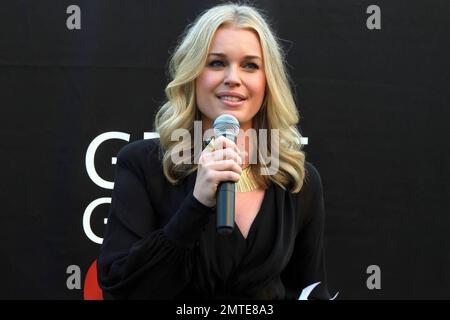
217, 96, 246, 108
216, 91, 247, 100
216, 91, 247, 108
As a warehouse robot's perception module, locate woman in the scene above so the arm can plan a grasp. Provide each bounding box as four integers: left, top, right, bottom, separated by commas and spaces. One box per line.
98, 3, 331, 300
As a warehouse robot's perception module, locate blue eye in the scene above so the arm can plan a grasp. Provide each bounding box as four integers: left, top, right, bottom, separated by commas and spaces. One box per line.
208, 60, 225, 68
244, 62, 259, 70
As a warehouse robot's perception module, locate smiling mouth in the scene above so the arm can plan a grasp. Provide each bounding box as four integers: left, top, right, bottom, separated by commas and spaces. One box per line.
217, 95, 246, 102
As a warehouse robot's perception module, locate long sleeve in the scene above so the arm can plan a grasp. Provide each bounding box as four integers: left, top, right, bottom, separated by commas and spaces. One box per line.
97, 141, 214, 299
281, 162, 331, 300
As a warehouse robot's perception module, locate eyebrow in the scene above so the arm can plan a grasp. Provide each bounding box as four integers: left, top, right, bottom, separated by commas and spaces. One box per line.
208, 52, 262, 60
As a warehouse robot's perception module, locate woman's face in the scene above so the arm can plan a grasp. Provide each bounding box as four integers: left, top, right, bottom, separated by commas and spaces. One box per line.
196, 25, 266, 132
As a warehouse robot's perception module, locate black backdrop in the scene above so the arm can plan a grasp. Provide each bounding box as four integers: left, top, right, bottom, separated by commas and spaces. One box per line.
1, 0, 449, 299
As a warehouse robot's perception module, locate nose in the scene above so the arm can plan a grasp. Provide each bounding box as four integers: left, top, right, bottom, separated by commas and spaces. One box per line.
223, 65, 241, 87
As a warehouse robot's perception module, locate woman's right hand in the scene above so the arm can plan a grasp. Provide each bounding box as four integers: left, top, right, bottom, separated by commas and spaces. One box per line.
193, 136, 245, 208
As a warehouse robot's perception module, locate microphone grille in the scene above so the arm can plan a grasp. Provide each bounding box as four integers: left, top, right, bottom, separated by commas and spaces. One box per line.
213, 114, 240, 137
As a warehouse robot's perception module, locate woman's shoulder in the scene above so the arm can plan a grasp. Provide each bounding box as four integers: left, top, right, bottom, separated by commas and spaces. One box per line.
118, 138, 160, 158
277, 161, 325, 230
295, 161, 324, 208
115, 138, 163, 174
303, 161, 323, 193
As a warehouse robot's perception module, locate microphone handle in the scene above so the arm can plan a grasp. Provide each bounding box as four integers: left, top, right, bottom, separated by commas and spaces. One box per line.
216, 133, 236, 234
216, 181, 235, 234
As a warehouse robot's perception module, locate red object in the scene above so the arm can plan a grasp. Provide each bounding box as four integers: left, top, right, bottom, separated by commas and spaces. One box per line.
84, 259, 103, 300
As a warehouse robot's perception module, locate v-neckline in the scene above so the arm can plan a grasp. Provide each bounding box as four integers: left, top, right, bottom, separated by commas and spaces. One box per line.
235, 184, 271, 242
187, 171, 272, 243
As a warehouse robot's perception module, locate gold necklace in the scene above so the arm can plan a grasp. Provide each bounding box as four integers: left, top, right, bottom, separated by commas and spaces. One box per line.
236, 166, 259, 192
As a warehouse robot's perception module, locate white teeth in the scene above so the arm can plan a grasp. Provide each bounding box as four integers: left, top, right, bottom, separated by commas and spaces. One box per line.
220, 96, 243, 102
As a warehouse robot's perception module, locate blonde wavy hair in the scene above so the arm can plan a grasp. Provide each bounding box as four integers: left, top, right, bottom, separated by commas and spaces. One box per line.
154, 3, 306, 193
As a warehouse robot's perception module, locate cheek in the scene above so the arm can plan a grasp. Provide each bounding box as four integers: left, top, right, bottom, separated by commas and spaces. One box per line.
196, 71, 221, 95
196, 71, 222, 115
249, 74, 266, 101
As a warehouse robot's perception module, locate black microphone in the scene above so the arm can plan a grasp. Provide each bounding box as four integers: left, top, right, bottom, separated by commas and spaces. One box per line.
213, 114, 240, 235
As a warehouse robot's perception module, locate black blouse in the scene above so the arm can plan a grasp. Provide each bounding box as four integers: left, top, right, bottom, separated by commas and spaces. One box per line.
97, 138, 330, 300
